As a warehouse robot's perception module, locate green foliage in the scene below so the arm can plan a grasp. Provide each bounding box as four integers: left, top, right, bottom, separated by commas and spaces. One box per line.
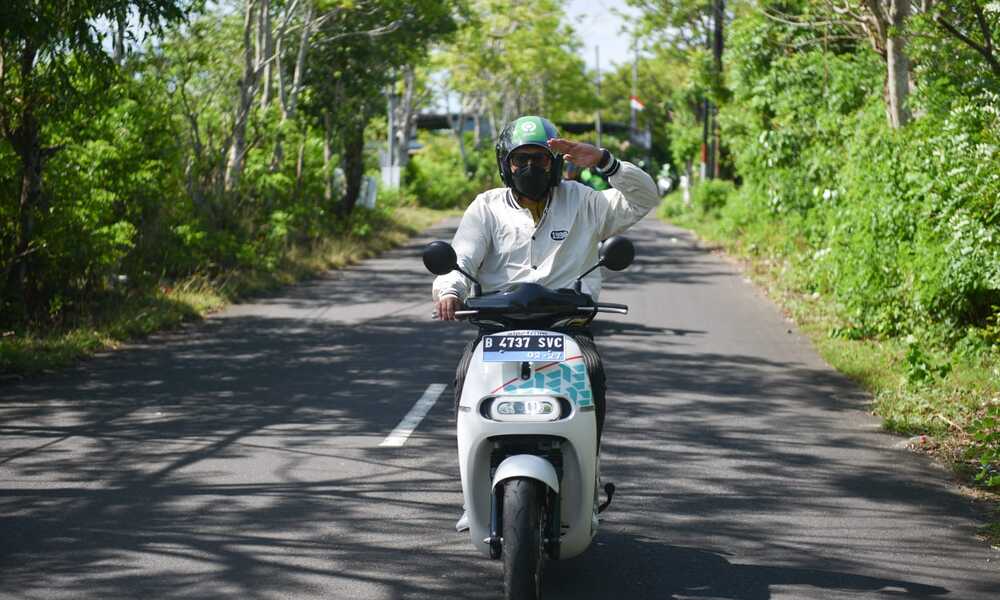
597, 55, 677, 172
404, 133, 497, 209
0, 0, 192, 129
305, 0, 460, 213
903, 336, 953, 385
0, 1, 464, 333
695, 8, 1000, 345
691, 179, 735, 216
650, 1, 1000, 493
969, 403, 1000, 488
437, 0, 596, 122
0, 1, 194, 324
909, 2, 1000, 117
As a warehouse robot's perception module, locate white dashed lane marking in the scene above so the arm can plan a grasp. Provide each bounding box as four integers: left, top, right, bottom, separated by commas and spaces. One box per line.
379, 383, 447, 447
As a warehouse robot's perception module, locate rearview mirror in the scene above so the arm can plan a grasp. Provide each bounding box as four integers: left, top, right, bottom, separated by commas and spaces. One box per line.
600, 236, 635, 271
423, 241, 458, 275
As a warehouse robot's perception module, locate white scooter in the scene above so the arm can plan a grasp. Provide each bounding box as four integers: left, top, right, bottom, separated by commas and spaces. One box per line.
423, 237, 635, 600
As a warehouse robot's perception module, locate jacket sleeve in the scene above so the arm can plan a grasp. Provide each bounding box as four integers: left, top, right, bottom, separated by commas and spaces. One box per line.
591, 160, 660, 240
432, 196, 491, 302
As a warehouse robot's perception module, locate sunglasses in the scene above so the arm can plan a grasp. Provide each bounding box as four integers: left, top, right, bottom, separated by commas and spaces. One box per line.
509, 153, 553, 169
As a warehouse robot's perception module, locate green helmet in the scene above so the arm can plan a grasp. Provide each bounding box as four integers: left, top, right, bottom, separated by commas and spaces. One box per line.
495, 115, 563, 189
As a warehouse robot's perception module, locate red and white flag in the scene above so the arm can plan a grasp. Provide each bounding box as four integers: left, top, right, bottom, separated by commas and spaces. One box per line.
629, 95, 645, 111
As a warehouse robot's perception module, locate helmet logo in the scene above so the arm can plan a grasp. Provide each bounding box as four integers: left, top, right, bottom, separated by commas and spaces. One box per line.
520, 121, 537, 133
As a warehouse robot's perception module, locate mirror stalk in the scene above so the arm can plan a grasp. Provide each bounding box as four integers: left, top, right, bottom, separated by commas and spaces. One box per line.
573, 260, 606, 292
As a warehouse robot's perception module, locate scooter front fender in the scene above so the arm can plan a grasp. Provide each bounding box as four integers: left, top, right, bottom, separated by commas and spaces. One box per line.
492, 454, 560, 493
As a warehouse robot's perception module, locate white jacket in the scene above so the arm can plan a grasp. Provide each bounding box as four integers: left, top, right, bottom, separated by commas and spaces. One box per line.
432, 160, 659, 302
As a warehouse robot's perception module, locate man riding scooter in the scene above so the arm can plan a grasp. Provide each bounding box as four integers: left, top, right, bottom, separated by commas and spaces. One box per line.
432, 115, 658, 531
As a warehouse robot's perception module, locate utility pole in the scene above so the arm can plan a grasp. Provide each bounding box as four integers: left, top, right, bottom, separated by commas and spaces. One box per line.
712, 0, 725, 179
595, 45, 602, 148
630, 40, 638, 134
387, 87, 396, 171
701, 46, 711, 179
701, 1, 724, 180
383, 84, 401, 188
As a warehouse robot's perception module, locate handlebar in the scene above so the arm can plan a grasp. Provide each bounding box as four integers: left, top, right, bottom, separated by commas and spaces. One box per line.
430, 304, 628, 319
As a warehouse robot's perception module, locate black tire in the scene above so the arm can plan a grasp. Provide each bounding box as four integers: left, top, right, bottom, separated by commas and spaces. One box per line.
502, 478, 545, 600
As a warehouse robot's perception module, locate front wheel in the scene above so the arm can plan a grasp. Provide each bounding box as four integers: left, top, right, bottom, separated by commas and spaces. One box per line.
502, 478, 545, 600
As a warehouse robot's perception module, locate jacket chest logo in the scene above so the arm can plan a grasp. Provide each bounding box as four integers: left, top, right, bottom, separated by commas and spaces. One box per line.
550, 230, 569, 241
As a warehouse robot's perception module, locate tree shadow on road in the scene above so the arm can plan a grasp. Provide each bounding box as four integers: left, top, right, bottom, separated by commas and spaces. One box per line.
0, 217, 995, 599
0, 305, 491, 598
545, 532, 949, 599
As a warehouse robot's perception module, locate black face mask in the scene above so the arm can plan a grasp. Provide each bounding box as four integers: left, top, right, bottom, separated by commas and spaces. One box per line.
511, 164, 551, 200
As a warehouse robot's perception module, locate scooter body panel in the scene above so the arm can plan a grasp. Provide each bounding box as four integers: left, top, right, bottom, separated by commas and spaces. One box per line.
457, 334, 598, 560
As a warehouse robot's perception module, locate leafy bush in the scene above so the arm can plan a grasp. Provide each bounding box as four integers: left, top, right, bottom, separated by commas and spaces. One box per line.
969, 403, 1000, 488
702, 10, 1000, 347
691, 180, 736, 216
651, 0, 1000, 504
404, 133, 497, 209
0, 75, 190, 326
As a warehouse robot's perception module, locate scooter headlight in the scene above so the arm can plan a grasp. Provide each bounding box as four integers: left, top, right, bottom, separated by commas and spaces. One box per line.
488, 397, 561, 422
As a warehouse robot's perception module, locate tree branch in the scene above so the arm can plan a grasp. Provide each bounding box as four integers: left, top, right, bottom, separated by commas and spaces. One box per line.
973, 1, 994, 59
936, 13, 1000, 76
315, 19, 404, 44
40, 144, 65, 160
0, 44, 8, 139
177, 78, 204, 160
6, 241, 43, 267
271, 0, 301, 55
824, 0, 867, 22
862, 0, 890, 24
761, 8, 858, 30
782, 35, 871, 51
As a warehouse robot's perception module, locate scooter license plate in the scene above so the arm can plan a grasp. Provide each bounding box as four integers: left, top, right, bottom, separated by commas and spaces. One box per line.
482, 331, 565, 362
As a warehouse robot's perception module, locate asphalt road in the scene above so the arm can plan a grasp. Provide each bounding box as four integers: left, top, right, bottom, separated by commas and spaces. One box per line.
2, 215, 998, 599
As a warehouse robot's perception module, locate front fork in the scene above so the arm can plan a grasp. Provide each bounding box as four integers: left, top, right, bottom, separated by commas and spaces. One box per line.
487, 486, 502, 559
486, 470, 563, 561
486, 482, 562, 561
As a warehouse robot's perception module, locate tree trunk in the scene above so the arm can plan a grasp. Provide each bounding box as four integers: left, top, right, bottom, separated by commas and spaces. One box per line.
323, 111, 334, 203
885, 0, 911, 128
861, 0, 912, 128
273, 1, 314, 168
113, 13, 127, 65
488, 108, 498, 141
5, 43, 42, 314
272, 33, 285, 168
286, 2, 313, 120
340, 123, 365, 215
394, 66, 416, 169
294, 135, 306, 200
185, 158, 209, 217
473, 111, 482, 149
224, 0, 259, 193
449, 97, 469, 174
259, 0, 273, 110
10, 120, 43, 310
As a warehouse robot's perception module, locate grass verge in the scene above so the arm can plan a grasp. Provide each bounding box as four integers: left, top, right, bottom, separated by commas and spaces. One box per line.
659, 194, 1000, 547
0, 205, 457, 378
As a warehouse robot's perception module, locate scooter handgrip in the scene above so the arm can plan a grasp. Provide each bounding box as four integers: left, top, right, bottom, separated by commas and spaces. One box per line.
597, 302, 629, 310
595, 303, 629, 315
